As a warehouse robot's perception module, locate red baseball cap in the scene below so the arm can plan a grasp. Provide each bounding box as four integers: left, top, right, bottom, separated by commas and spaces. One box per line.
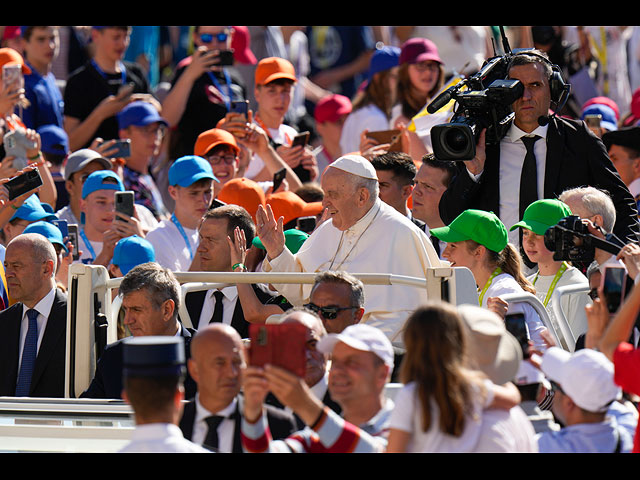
231, 26, 257, 65
194, 128, 240, 157
399, 37, 442, 65
255, 56, 297, 86
0, 47, 31, 74
314, 94, 352, 124
217, 177, 266, 222
266, 191, 324, 226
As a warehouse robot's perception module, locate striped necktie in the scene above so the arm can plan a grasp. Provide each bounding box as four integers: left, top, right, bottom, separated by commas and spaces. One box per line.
15, 309, 39, 396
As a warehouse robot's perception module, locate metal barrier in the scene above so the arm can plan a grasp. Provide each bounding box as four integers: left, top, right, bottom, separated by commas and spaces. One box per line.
550, 284, 591, 352
499, 291, 564, 349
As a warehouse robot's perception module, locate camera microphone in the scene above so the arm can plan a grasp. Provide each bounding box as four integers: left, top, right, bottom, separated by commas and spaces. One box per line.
537, 115, 550, 126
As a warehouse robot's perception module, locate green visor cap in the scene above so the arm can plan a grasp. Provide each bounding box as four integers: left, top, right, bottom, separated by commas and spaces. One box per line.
430, 209, 508, 253
509, 199, 572, 236
252, 228, 309, 254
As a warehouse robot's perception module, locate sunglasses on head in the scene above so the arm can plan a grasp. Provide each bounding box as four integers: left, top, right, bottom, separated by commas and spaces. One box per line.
200, 32, 228, 44
304, 302, 359, 320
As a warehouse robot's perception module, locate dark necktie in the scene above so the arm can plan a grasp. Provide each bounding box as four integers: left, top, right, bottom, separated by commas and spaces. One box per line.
203, 415, 225, 451
519, 135, 540, 221
15, 309, 39, 396
429, 235, 440, 257
210, 290, 224, 324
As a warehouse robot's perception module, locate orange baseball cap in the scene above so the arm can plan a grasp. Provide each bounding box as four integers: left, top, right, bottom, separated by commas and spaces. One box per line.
194, 128, 240, 157
217, 177, 266, 222
266, 191, 324, 226
0, 47, 31, 74
255, 56, 297, 86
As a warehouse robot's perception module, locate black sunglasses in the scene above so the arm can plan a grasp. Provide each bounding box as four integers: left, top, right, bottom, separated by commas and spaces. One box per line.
304, 302, 359, 320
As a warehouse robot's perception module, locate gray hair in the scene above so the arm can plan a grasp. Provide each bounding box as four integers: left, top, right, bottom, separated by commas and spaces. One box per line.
118, 262, 181, 318
558, 186, 616, 233
312, 270, 365, 308
9, 233, 57, 278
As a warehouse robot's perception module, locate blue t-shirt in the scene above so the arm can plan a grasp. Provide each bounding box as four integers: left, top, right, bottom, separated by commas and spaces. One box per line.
22, 63, 65, 130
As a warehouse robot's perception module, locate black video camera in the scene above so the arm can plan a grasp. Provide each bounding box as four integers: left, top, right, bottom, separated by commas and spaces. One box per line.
543, 215, 623, 263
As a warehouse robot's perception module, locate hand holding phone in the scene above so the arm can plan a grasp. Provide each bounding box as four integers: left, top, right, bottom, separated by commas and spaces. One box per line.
601, 265, 628, 313
249, 323, 307, 378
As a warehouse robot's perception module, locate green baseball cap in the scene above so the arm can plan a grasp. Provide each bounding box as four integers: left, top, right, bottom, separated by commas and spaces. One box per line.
430, 209, 508, 253
509, 199, 572, 236
252, 228, 309, 254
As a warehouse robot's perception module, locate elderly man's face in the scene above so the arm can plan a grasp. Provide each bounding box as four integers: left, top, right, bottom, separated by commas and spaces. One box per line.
122, 289, 173, 337
321, 167, 370, 231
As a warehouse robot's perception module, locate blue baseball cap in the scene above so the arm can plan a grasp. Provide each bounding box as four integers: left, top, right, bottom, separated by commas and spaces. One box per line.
37, 125, 69, 156
581, 104, 618, 132
168, 155, 217, 187
117, 101, 169, 130
82, 170, 124, 199
368, 45, 401, 82
23, 220, 68, 253
112, 235, 156, 275
10, 194, 57, 223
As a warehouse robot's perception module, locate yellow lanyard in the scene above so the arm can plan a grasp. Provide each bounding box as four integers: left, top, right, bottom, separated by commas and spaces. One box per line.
478, 267, 502, 306
533, 262, 569, 307
590, 27, 609, 95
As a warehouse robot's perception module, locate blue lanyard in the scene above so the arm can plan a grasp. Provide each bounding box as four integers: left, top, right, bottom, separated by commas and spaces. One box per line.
172, 214, 194, 260
79, 228, 96, 262
91, 59, 126, 86
206, 67, 232, 110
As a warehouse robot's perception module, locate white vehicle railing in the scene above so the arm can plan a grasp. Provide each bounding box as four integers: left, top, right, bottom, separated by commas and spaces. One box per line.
550, 284, 591, 352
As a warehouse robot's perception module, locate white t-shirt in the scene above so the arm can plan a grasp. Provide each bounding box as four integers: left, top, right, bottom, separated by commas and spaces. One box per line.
528, 265, 591, 343
145, 218, 199, 272
339, 103, 389, 155
244, 122, 299, 180
389, 380, 485, 453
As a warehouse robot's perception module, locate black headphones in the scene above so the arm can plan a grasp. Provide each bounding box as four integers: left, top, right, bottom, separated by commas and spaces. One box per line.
509, 48, 571, 112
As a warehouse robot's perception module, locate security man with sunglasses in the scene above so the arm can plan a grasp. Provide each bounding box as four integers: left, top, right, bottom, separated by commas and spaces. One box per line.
162, 26, 247, 161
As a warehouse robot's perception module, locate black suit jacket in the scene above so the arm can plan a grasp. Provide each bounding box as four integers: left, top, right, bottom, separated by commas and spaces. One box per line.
80, 324, 197, 399
265, 387, 342, 431
183, 283, 278, 338
179, 395, 297, 452
0, 289, 67, 397
439, 116, 640, 243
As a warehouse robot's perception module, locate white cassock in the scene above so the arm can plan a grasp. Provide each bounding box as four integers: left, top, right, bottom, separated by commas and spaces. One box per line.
263, 197, 442, 346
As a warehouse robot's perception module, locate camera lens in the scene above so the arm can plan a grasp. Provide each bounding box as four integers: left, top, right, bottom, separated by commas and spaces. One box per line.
444, 129, 469, 154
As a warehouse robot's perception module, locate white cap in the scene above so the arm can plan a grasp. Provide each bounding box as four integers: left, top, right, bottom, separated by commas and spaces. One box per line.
514, 357, 551, 390
318, 324, 394, 369
541, 347, 621, 413
328, 154, 378, 180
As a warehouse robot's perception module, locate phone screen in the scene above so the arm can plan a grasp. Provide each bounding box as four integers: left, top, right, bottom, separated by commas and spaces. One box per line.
505, 313, 530, 359
601, 266, 627, 313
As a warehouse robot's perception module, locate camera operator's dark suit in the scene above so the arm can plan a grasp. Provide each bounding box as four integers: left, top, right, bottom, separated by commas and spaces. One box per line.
439, 116, 640, 243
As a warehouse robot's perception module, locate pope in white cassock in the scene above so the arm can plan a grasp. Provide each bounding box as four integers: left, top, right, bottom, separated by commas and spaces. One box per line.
255, 154, 442, 346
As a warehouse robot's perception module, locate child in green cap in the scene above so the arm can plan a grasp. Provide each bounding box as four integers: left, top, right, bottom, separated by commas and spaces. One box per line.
430, 209, 546, 350
510, 199, 591, 348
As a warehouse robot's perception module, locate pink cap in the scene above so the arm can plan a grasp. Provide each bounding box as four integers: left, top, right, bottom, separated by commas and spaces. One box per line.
399, 37, 442, 65
231, 26, 257, 65
314, 94, 352, 123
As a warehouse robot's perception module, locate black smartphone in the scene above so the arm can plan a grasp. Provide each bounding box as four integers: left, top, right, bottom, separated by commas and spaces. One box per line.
215, 49, 235, 66
601, 265, 627, 313
5, 168, 43, 201
505, 312, 530, 359
115, 191, 135, 219
296, 216, 317, 234
100, 139, 131, 159
68, 224, 80, 261
291, 131, 310, 148
52, 219, 69, 240
272, 167, 287, 192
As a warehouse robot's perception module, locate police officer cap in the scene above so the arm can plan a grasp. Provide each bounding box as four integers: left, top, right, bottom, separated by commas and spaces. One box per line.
123, 336, 186, 378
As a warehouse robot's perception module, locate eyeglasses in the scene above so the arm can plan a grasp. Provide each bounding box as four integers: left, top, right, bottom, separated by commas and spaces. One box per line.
200, 32, 228, 44
304, 302, 359, 320
411, 61, 440, 72
588, 288, 599, 300
207, 154, 236, 166
549, 380, 564, 395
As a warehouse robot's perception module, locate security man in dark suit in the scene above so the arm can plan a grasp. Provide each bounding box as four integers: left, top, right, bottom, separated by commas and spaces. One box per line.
183, 204, 277, 337
179, 323, 296, 452
0, 233, 67, 397
81, 262, 197, 399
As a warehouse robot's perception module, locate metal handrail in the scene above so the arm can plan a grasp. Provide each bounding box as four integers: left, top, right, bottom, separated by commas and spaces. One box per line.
498, 292, 564, 349
551, 284, 591, 352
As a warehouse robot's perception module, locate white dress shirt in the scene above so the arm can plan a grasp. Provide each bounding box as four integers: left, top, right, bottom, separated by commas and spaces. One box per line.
118, 423, 211, 453
18, 287, 56, 368
196, 286, 239, 330
191, 394, 238, 453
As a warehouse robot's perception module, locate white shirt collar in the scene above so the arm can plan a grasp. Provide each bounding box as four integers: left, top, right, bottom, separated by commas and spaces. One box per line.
507, 122, 549, 143
22, 287, 56, 319
628, 177, 640, 197
195, 394, 238, 423
209, 285, 238, 302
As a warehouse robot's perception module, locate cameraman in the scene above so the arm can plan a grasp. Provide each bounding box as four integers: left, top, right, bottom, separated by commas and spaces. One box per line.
438, 49, 640, 250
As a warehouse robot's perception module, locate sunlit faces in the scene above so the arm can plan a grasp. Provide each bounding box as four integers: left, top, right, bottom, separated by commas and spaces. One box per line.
521, 228, 555, 265
66, 161, 110, 203
508, 62, 552, 133
22, 26, 59, 70
254, 80, 294, 125
608, 144, 640, 186
169, 179, 214, 227
376, 169, 412, 214
205, 145, 239, 189
121, 289, 175, 337
283, 312, 328, 387
309, 282, 361, 334
91, 27, 130, 63
194, 26, 232, 50
442, 240, 481, 271
407, 60, 440, 96
411, 163, 449, 225
124, 122, 165, 160
4, 241, 52, 304
196, 217, 232, 272
81, 189, 117, 234
321, 167, 369, 231
328, 342, 388, 405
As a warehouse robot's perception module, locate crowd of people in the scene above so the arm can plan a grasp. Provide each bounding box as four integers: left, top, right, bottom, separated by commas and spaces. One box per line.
2, 25, 640, 454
